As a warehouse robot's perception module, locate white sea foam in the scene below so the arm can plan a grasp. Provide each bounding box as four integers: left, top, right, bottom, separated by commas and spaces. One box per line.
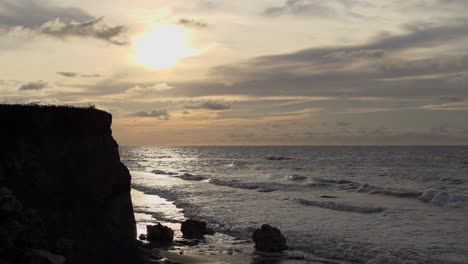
418, 190, 468, 209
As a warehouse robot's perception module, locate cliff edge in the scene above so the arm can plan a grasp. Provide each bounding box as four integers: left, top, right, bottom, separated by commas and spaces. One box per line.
0, 104, 140, 264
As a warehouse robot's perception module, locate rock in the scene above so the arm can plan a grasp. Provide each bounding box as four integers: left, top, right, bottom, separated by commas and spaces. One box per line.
0, 105, 139, 263
266, 156, 291, 161
30, 249, 66, 264
147, 223, 174, 243
252, 224, 287, 252
0, 186, 13, 195
181, 219, 211, 239
204, 227, 215, 236
0, 192, 23, 215
139, 234, 147, 241
320, 195, 339, 198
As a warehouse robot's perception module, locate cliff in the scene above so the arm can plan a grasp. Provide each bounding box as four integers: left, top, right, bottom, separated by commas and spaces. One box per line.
0, 104, 141, 264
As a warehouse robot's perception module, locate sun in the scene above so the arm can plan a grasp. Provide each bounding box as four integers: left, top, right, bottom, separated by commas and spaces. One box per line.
133, 23, 198, 69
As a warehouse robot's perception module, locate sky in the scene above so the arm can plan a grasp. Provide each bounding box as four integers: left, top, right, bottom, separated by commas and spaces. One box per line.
1, 0, 468, 146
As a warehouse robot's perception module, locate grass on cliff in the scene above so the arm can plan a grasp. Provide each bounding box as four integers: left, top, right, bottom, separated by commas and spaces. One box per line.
0, 103, 96, 111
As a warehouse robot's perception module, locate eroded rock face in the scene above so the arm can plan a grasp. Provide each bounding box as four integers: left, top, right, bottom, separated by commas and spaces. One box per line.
146, 223, 174, 243
0, 105, 137, 264
0, 187, 51, 263
252, 224, 287, 252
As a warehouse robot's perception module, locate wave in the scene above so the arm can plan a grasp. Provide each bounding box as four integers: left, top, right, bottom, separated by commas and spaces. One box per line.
356, 184, 422, 198
226, 160, 250, 168
293, 198, 385, 214
208, 179, 285, 192
131, 183, 455, 264
311, 178, 468, 209
418, 190, 468, 209
176, 173, 208, 181
438, 177, 465, 185
310, 178, 422, 198
286, 174, 308, 181
151, 169, 178, 175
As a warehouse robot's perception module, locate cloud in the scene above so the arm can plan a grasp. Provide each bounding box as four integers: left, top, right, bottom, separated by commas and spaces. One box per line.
19, 81, 48, 91
0, 1, 127, 45
263, 0, 336, 17
167, 21, 467, 100
57, 72, 101, 78
80, 74, 101, 78
0, 0, 92, 28
125, 83, 173, 94
132, 109, 170, 120
0, 80, 20, 86
12, 17, 127, 45
336, 121, 351, 127
184, 101, 231, 111
324, 49, 385, 60
439, 96, 464, 102
177, 18, 207, 28
57, 72, 78, 77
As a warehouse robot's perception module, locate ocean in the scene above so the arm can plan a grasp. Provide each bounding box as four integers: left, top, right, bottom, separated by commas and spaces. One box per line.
120, 146, 468, 264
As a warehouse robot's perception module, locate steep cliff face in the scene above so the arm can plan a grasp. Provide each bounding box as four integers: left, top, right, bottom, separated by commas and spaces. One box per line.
0, 105, 138, 263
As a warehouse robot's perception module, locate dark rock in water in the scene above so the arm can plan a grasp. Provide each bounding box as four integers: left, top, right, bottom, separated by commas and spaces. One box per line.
204, 228, 215, 235
178, 173, 207, 181
139, 234, 147, 241
266, 156, 292, 161
252, 224, 287, 252
181, 219, 212, 239
320, 195, 339, 199
147, 223, 174, 242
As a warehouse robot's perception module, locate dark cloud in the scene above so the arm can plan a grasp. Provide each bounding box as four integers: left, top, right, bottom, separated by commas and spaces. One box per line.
57, 72, 78, 77
263, 0, 336, 17
0, 1, 126, 45
168, 21, 468, 99
0, 0, 92, 28
177, 18, 207, 28
132, 109, 170, 120
431, 124, 449, 134
184, 101, 231, 111
32, 17, 127, 45
324, 49, 385, 60
439, 96, 464, 102
303, 130, 468, 145
336, 121, 351, 127
19, 81, 47, 91
57, 72, 101, 78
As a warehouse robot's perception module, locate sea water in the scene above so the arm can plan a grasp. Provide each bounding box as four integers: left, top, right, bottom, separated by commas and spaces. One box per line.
121, 146, 468, 264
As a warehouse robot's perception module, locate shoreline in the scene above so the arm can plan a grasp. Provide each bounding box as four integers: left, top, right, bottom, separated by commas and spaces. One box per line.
132, 188, 254, 264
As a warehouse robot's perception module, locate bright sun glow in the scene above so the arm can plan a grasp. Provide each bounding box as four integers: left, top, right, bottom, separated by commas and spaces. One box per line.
133, 23, 198, 69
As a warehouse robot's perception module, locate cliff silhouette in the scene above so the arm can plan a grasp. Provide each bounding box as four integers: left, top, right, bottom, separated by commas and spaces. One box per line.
0, 104, 143, 264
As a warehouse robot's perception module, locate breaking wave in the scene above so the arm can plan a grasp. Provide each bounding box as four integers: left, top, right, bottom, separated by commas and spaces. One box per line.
418, 190, 468, 209
310, 178, 468, 209
293, 198, 385, 214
